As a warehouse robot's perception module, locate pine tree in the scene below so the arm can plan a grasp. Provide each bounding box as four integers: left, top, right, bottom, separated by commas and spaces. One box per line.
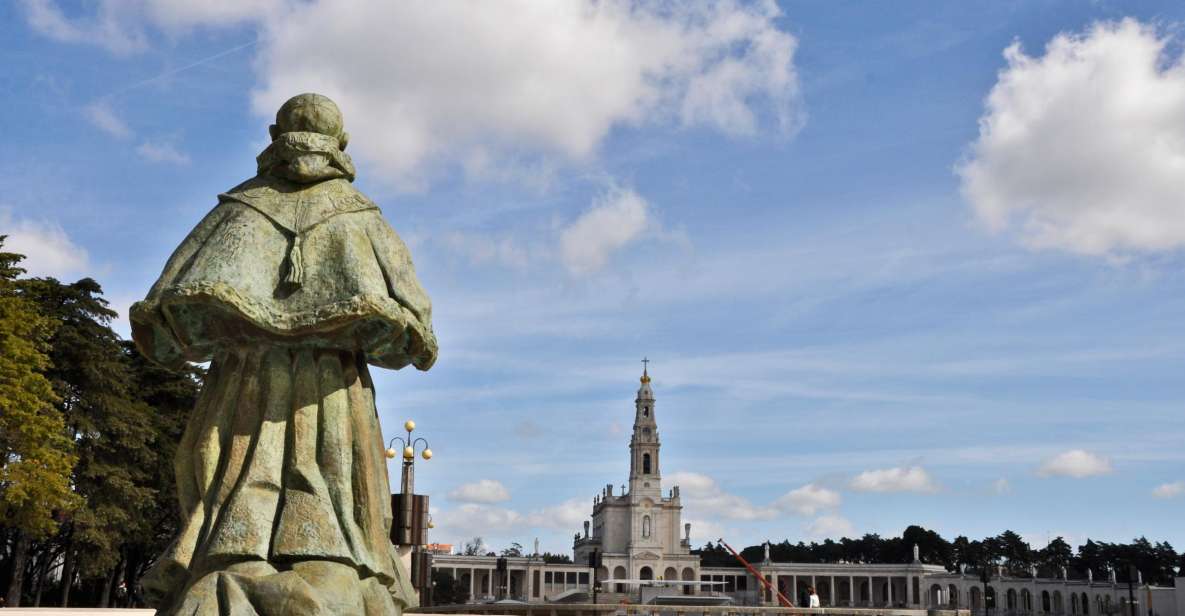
0, 237, 79, 607
118, 341, 203, 604
22, 276, 155, 607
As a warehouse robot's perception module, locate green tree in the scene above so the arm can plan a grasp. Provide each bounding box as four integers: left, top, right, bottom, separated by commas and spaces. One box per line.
501, 542, 524, 557
23, 277, 155, 607
116, 341, 202, 605
1039, 537, 1074, 576
0, 238, 79, 607
431, 568, 470, 605
463, 537, 486, 556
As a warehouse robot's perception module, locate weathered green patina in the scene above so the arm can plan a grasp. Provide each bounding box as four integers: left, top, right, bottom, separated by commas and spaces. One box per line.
131, 93, 436, 616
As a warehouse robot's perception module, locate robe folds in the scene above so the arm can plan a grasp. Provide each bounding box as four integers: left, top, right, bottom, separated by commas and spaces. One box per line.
131, 176, 435, 615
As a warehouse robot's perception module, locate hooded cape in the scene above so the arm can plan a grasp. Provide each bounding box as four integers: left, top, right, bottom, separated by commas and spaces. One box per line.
130, 176, 436, 371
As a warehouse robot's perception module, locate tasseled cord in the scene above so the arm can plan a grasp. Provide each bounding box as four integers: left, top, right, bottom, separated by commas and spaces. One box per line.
284, 235, 304, 287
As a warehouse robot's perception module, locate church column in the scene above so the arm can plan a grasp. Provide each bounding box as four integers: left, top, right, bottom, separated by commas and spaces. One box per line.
909, 575, 915, 605
771, 574, 778, 606
849, 576, 855, 606
889, 577, 895, 606
830, 577, 836, 607
469, 568, 475, 600
868, 576, 874, 606
790, 575, 797, 606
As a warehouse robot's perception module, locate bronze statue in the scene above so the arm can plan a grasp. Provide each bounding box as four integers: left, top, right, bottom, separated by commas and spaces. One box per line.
131, 93, 436, 615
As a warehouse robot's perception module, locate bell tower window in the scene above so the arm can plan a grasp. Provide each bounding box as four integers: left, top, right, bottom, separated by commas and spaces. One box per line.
642, 453, 651, 474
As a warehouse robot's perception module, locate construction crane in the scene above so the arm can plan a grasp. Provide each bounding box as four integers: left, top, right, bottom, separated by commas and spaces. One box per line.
717, 538, 793, 608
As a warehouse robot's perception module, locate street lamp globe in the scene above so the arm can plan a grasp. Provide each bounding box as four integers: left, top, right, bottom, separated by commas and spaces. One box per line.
422, 448, 433, 460
403, 446, 415, 460
404, 419, 416, 432
385, 447, 398, 459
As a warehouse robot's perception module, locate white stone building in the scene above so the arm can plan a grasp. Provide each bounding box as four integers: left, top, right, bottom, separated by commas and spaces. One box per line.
572, 363, 700, 593
430, 367, 1184, 614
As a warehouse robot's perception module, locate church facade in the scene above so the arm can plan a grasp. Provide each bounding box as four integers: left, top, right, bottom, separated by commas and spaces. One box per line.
428, 367, 1185, 616
571, 363, 700, 591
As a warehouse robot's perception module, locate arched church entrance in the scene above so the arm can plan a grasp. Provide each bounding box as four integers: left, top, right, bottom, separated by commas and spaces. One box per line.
613, 566, 627, 593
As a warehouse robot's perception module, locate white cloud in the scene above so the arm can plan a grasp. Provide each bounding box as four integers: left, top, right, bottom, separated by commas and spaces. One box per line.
433, 497, 587, 546
667, 471, 777, 520
959, 19, 1185, 256
849, 465, 939, 493
136, 141, 191, 165
523, 498, 588, 531
84, 101, 132, 139
805, 514, 855, 539
28, 1, 802, 188
1151, 481, 1183, 499
20, 0, 147, 54
772, 483, 841, 516
991, 478, 1012, 495
21, 0, 282, 54
0, 210, 90, 279
1037, 449, 1113, 478
435, 503, 522, 541
683, 518, 727, 545
250, 1, 800, 186
441, 231, 531, 270
560, 186, 650, 275
448, 479, 511, 504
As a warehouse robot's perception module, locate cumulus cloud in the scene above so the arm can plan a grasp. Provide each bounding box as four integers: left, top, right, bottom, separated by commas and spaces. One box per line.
959, 19, 1185, 256
1037, 449, 1113, 478
849, 466, 939, 493
441, 231, 531, 270
1152, 481, 1184, 498
0, 210, 90, 278
560, 187, 651, 275
21, 0, 282, 53
805, 514, 855, 539
667, 471, 777, 520
25, 1, 802, 189
772, 483, 842, 516
84, 101, 132, 139
448, 479, 511, 504
251, 1, 801, 186
433, 497, 587, 544
684, 518, 726, 544
136, 141, 191, 165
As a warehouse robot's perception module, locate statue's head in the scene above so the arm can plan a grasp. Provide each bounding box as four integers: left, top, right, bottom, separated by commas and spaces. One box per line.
269, 93, 349, 150
259, 93, 356, 183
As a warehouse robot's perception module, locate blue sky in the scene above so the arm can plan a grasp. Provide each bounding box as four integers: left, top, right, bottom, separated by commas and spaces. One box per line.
3, 1, 1184, 556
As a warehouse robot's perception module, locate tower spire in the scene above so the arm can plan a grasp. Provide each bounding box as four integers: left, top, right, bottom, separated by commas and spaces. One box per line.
629, 358, 659, 497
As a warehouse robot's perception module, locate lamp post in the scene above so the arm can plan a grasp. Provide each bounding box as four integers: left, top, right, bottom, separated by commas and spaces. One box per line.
1126, 566, 1138, 616
386, 420, 433, 604
386, 419, 433, 495
980, 562, 993, 616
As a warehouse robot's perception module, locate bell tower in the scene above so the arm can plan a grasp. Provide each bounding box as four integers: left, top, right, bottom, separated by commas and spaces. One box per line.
628, 358, 661, 498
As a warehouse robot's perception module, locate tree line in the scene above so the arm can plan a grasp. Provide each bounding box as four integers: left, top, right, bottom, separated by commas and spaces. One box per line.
0, 237, 203, 608
694, 526, 1184, 586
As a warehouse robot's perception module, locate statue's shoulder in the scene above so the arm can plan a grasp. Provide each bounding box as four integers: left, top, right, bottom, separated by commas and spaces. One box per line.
217, 177, 379, 234
320, 178, 381, 216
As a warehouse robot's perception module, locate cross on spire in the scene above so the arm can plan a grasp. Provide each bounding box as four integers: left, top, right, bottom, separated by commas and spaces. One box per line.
640, 357, 650, 383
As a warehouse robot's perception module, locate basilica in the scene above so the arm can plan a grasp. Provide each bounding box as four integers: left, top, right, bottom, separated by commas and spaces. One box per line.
571, 363, 700, 590
429, 367, 1184, 616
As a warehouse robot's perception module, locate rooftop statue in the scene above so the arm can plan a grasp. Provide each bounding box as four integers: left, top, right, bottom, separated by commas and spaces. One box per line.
131, 93, 436, 615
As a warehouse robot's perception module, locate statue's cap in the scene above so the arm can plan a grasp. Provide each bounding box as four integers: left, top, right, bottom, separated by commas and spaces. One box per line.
274, 93, 344, 138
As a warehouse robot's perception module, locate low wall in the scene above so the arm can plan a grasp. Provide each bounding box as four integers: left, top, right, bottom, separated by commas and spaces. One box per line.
417, 604, 970, 616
